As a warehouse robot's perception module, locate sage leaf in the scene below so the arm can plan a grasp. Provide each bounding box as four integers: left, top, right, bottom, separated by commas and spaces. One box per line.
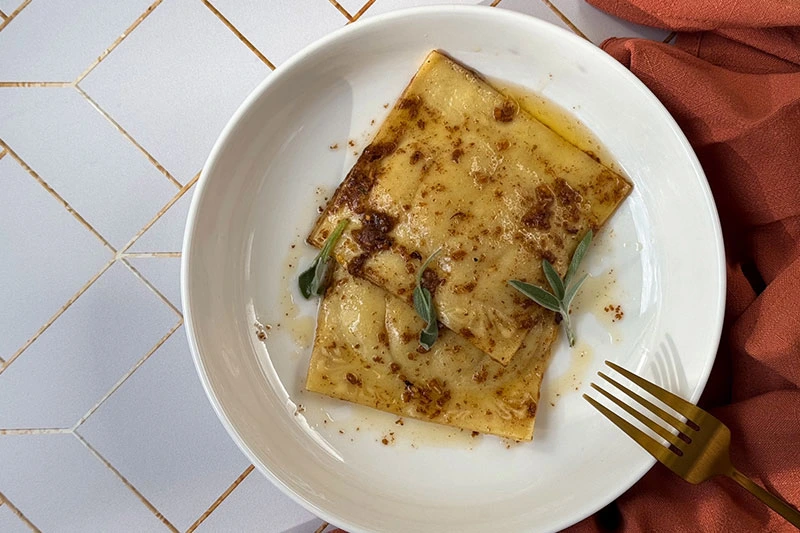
413, 248, 442, 350
563, 273, 588, 310
507, 280, 561, 313
419, 320, 438, 351
298, 265, 318, 299
565, 229, 592, 287
542, 259, 565, 300
298, 219, 349, 299
413, 282, 432, 319
509, 230, 594, 347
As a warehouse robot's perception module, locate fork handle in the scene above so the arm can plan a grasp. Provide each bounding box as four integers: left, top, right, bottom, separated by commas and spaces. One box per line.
728, 468, 800, 528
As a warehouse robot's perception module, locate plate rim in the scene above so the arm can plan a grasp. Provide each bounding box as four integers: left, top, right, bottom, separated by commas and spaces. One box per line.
181, 5, 726, 532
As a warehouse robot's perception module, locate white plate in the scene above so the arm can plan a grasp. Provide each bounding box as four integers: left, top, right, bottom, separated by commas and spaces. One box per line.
182, 6, 725, 533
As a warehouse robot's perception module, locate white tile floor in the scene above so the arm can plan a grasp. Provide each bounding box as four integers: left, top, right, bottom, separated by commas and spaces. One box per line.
80, 0, 271, 184
128, 185, 196, 253
0, 0, 155, 81
0, 504, 34, 533
0, 156, 110, 362
0, 433, 167, 532
0, 87, 178, 246
126, 257, 183, 313
77, 327, 250, 531
0, 1, 664, 531
0, 262, 180, 429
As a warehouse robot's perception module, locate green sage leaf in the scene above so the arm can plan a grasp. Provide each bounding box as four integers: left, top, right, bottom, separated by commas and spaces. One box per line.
508, 280, 561, 313
565, 229, 592, 287
563, 273, 588, 310
298, 261, 319, 299
509, 230, 594, 347
413, 248, 442, 349
542, 259, 564, 300
298, 219, 349, 299
416, 248, 442, 285
413, 285, 431, 320
419, 318, 438, 350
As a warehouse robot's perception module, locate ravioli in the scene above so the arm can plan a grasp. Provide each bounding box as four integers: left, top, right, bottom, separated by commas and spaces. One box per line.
309, 50, 631, 365
306, 268, 554, 441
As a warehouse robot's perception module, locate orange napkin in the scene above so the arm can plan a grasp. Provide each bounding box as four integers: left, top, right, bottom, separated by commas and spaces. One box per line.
567, 1, 800, 532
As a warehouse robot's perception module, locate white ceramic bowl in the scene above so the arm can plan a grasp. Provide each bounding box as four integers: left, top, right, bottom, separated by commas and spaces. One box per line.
182, 6, 725, 532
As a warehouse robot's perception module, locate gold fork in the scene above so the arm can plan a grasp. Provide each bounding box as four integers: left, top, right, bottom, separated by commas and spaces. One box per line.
584, 360, 800, 528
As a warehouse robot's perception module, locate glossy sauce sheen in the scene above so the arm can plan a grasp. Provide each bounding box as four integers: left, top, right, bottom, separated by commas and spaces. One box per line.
306, 268, 552, 441
496, 82, 616, 170
309, 50, 631, 365
302, 51, 633, 441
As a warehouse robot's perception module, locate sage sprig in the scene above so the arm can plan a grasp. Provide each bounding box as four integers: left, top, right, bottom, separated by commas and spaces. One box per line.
509, 230, 593, 347
298, 219, 349, 299
413, 248, 442, 350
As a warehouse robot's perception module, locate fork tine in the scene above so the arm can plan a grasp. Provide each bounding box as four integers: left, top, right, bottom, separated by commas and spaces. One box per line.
598, 371, 694, 436
590, 383, 686, 450
606, 360, 704, 425
583, 394, 676, 465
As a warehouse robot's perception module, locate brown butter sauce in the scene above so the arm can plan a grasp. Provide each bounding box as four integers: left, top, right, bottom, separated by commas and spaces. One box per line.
292, 82, 623, 445
494, 81, 617, 170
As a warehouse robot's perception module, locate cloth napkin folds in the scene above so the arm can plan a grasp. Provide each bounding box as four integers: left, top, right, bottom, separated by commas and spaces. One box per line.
566, 1, 800, 532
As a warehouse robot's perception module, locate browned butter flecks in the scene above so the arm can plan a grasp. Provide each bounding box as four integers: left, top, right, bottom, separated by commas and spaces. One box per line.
304, 50, 631, 441
309, 50, 631, 366
306, 269, 552, 441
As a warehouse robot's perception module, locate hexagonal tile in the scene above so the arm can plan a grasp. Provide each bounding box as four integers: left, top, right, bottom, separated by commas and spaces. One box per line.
128, 184, 195, 253
0, 88, 178, 247
0, 433, 165, 531
0, 262, 179, 429
213, 0, 347, 67
80, 0, 271, 182
78, 327, 250, 530
0, 156, 110, 362
195, 469, 316, 532
495, 0, 571, 31
361, 0, 492, 19
336, 0, 366, 18
0, 0, 154, 81
126, 257, 182, 313
0, 503, 33, 533
549, 0, 668, 44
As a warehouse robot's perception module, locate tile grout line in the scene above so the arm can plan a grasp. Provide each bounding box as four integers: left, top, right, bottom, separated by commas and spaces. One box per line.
490, 0, 501, 7
0, 0, 31, 32
75, 86, 182, 189
0, 258, 116, 376
0, 8, 7, 19
120, 257, 183, 318
663, 31, 677, 43
314, 522, 331, 533
200, 0, 276, 69
0, 140, 117, 251
117, 171, 200, 255
73, 0, 164, 85
327, 0, 352, 21
0, 428, 71, 435
70, 319, 183, 431
0, 148, 6, 160
72, 432, 180, 533
0, 492, 41, 533
121, 252, 182, 258
349, 0, 376, 22
185, 464, 255, 532
540, 0, 589, 41
0, 81, 73, 87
